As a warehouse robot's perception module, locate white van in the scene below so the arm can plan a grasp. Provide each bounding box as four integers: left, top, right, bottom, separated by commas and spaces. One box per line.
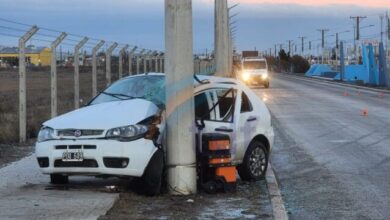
240, 57, 270, 88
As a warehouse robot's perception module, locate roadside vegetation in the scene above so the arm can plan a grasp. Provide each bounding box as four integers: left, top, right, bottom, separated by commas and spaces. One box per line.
266, 49, 310, 74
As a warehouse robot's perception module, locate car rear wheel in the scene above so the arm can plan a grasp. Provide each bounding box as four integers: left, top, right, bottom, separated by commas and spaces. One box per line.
50, 174, 69, 184
238, 141, 268, 181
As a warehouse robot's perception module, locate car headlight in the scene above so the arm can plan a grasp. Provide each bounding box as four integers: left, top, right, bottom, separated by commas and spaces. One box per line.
261, 73, 268, 79
242, 72, 250, 81
106, 124, 149, 141
37, 127, 55, 142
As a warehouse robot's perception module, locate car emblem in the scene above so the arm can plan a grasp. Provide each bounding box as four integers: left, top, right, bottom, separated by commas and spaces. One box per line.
74, 130, 82, 137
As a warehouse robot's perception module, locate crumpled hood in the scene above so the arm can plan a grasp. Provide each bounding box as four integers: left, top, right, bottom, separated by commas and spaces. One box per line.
44, 99, 160, 130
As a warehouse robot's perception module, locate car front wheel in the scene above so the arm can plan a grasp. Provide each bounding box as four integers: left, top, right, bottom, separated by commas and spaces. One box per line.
238, 141, 269, 181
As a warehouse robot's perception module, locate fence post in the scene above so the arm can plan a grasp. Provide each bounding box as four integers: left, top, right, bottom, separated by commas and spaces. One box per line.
160, 54, 164, 73
119, 44, 129, 79
154, 52, 159, 72
50, 32, 67, 118
74, 37, 88, 109
128, 46, 137, 75
92, 40, 105, 97
143, 50, 151, 73
18, 25, 38, 142
136, 49, 145, 74
106, 43, 118, 87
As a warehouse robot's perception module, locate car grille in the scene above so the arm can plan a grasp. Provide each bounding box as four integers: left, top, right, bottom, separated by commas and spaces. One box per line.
55, 145, 97, 150
57, 129, 104, 137
54, 159, 98, 168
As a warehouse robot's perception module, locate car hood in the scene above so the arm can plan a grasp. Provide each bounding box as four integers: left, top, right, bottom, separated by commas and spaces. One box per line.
44, 99, 160, 130
244, 69, 268, 75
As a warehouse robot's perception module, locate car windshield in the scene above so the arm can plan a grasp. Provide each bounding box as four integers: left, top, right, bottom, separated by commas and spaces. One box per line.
90, 75, 165, 108
243, 61, 267, 70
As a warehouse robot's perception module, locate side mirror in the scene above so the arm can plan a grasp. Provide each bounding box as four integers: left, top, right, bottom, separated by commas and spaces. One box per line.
195, 117, 205, 129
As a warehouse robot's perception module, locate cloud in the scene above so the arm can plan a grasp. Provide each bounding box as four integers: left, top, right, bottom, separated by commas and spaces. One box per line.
233, 0, 390, 8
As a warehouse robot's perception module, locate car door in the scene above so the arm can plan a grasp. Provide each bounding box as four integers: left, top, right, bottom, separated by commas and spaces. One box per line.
194, 85, 240, 161
235, 89, 257, 162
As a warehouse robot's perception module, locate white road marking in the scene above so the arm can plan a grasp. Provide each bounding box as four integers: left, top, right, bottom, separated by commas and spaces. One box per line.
266, 163, 289, 220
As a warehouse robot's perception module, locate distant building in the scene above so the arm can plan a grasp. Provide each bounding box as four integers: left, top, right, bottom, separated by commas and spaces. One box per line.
0, 45, 51, 66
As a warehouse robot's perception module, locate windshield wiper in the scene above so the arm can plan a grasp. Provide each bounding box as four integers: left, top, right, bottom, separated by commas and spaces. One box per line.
101, 92, 135, 100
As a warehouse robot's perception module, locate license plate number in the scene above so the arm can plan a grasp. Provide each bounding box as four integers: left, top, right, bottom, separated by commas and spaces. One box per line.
62, 151, 84, 161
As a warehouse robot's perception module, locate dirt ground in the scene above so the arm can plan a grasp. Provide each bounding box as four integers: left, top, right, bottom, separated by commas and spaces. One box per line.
0, 142, 34, 168
99, 179, 273, 220
0, 67, 110, 143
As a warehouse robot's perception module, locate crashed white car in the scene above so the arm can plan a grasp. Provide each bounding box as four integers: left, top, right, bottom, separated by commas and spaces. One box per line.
36, 73, 274, 195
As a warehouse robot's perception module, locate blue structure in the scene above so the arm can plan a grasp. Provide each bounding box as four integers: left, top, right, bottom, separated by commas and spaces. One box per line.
305, 64, 332, 77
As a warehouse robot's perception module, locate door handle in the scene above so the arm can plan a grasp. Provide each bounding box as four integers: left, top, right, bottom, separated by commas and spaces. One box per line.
247, 116, 257, 122
215, 127, 234, 133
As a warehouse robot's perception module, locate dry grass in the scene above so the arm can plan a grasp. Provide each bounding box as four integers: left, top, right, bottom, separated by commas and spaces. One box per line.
0, 66, 119, 143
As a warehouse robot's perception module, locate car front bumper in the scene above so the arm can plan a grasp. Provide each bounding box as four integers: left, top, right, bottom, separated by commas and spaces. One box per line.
35, 138, 158, 177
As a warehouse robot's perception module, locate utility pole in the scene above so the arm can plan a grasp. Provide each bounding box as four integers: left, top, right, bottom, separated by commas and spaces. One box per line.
298, 36, 306, 56
318, 29, 329, 49
318, 29, 329, 64
287, 40, 293, 55
214, 0, 229, 77
18, 26, 38, 142
381, 14, 384, 43
274, 44, 277, 57
350, 16, 367, 41
165, 0, 196, 195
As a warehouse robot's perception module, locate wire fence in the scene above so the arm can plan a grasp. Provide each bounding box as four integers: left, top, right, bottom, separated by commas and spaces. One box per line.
0, 18, 165, 143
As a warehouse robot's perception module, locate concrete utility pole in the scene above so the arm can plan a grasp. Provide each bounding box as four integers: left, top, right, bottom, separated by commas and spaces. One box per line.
74, 37, 88, 109
287, 40, 293, 54
214, 0, 229, 77
106, 42, 118, 87
92, 40, 105, 97
18, 25, 38, 142
318, 29, 329, 49
165, 0, 196, 195
128, 46, 137, 75
119, 44, 129, 79
298, 36, 306, 55
350, 16, 367, 41
50, 32, 67, 118
136, 49, 145, 74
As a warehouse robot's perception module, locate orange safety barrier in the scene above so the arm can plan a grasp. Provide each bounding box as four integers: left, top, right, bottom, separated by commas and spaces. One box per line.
216, 167, 237, 183
209, 157, 231, 165
208, 140, 230, 150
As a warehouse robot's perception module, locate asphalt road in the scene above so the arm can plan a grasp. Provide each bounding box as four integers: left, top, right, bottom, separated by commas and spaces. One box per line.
257, 74, 390, 219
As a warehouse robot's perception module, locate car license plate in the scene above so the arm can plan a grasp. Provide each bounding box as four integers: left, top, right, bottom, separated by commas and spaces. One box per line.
62, 151, 84, 162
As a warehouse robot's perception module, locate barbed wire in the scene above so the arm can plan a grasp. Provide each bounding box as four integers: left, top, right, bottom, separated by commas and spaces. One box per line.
0, 17, 161, 53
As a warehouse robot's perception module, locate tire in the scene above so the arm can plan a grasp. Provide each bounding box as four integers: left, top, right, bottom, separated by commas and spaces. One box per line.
50, 174, 69, 184
264, 81, 270, 88
140, 149, 164, 196
238, 141, 269, 181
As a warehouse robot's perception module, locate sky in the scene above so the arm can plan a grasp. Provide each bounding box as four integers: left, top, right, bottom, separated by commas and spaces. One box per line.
0, 0, 389, 54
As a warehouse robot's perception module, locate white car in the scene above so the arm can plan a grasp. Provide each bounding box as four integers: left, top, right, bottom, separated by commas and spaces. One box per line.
35, 73, 274, 195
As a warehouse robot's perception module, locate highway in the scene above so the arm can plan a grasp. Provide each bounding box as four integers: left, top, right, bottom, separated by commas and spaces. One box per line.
258, 73, 390, 219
